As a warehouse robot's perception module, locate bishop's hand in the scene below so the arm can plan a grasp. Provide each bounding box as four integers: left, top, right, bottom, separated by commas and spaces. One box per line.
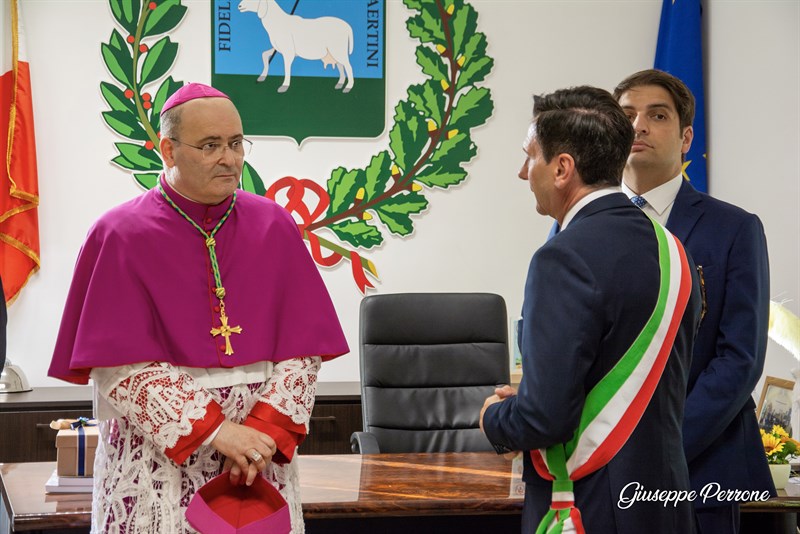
211, 420, 277, 486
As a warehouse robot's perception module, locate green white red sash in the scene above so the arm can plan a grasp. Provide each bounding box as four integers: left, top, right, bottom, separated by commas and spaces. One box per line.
530, 219, 692, 534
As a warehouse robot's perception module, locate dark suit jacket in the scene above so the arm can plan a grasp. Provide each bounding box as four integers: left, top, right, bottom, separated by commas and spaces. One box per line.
484, 193, 701, 534
667, 180, 774, 505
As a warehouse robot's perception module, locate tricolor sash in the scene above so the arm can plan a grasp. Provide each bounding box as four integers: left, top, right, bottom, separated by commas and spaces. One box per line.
531, 219, 692, 534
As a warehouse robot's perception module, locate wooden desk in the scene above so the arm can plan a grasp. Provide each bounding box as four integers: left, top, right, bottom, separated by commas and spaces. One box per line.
740, 493, 800, 513
0, 453, 523, 533
0, 388, 93, 464
740, 492, 799, 534
0, 383, 361, 461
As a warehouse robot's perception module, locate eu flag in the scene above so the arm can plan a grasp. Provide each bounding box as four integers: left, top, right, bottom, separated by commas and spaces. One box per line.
655, 0, 707, 193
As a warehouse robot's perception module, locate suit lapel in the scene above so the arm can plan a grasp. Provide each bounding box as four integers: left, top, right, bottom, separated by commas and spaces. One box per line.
666, 180, 704, 242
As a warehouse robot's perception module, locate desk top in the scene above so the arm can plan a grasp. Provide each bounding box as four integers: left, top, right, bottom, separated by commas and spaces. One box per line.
1, 452, 523, 531
0, 387, 93, 410
0, 382, 361, 411
301, 452, 524, 518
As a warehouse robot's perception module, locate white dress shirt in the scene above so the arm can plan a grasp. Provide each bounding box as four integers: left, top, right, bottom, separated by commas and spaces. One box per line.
621, 174, 683, 225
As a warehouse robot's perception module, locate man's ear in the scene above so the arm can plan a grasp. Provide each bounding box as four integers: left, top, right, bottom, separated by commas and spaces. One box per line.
160, 136, 176, 167
681, 125, 694, 156
553, 153, 576, 190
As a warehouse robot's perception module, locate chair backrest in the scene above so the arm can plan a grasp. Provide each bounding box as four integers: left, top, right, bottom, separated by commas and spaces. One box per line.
359, 292, 510, 453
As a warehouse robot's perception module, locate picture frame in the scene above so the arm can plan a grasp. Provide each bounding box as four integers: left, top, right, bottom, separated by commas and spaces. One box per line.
756, 376, 795, 432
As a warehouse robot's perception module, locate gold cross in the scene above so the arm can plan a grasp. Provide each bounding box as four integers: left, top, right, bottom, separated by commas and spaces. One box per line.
210, 309, 242, 356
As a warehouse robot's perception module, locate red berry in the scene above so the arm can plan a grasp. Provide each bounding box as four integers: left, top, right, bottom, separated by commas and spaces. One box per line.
126, 35, 135, 44
124, 89, 134, 99
157, 132, 161, 139
143, 101, 152, 110
139, 44, 148, 53
142, 93, 151, 102
145, 140, 155, 150
149, 2, 157, 9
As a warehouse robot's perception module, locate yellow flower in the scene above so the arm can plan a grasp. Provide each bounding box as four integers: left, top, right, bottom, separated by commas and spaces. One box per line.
767, 443, 785, 458
763, 433, 783, 451
762, 425, 798, 464
772, 425, 789, 438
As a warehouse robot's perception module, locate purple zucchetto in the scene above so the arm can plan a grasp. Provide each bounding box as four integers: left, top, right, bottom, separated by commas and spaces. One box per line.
160, 83, 230, 115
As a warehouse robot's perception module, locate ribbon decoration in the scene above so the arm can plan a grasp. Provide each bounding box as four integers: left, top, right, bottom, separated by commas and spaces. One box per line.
77, 425, 87, 476
69, 417, 97, 476
267, 176, 337, 265
70, 416, 98, 429
266, 177, 376, 293
349, 251, 375, 292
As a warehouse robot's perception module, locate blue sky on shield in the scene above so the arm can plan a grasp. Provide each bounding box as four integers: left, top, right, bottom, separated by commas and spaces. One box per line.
214, 0, 384, 79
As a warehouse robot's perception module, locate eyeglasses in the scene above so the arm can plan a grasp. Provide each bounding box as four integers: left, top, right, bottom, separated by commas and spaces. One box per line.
169, 138, 253, 159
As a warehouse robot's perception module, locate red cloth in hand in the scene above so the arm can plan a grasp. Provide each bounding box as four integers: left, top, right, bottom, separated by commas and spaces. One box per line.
244, 403, 306, 464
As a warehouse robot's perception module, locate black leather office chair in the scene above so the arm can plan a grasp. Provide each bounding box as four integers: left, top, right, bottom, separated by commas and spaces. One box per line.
351, 292, 510, 454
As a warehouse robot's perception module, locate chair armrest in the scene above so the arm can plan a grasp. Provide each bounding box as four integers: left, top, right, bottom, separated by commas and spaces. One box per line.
350, 431, 381, 454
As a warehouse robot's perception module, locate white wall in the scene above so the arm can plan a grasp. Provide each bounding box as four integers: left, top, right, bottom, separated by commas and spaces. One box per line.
8, 0, 799, 395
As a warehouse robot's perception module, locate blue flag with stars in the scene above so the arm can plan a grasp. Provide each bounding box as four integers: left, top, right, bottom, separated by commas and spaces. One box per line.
655, 0, 707, 193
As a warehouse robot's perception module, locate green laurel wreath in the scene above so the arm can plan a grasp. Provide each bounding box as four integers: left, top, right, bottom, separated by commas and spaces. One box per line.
100, 0, 494, 292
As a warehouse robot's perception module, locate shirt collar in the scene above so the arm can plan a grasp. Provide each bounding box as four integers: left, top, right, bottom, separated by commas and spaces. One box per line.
158, 174, 235, 226
621, 174, 682, 217
562, 186, 620, 230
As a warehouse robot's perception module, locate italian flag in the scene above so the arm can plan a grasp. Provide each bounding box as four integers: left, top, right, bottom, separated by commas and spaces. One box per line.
1, 0, 40, 305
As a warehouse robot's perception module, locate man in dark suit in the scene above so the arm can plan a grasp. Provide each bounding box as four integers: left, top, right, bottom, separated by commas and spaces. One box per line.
614, 69, 773, 534
481, 86, 701, 534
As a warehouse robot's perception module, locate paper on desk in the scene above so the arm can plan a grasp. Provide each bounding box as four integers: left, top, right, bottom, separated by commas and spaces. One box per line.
509, 452, 525, 498
45, 470, 93, 494
786, 477, 800, 497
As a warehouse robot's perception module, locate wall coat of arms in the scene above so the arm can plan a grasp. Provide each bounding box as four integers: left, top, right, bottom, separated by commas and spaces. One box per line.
213, 0, 386, 142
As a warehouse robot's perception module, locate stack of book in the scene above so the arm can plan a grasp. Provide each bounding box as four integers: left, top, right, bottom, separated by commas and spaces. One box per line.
45, 470, 93, 493
786, 477, 800, 497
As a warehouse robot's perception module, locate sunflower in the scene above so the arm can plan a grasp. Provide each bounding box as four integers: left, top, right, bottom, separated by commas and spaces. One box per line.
772, 425, 790, 438
763, 433, 784, 456
762, 425, 797, 464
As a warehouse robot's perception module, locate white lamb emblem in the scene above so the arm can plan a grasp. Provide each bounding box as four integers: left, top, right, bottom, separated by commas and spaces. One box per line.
237, 0, 355, 94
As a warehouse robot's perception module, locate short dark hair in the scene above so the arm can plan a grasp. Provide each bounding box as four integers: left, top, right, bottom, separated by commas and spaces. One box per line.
532, 86, 634, 187
613, 69, 695, 131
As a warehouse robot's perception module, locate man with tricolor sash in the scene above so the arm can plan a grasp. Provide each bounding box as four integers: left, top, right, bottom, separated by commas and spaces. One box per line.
481, 86, 702, 534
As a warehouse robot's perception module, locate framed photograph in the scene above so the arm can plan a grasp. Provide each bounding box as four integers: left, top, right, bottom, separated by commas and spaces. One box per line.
756, 376, 795, 432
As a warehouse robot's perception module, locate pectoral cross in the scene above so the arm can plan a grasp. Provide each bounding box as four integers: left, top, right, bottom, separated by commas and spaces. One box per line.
210, 306, 242, 356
